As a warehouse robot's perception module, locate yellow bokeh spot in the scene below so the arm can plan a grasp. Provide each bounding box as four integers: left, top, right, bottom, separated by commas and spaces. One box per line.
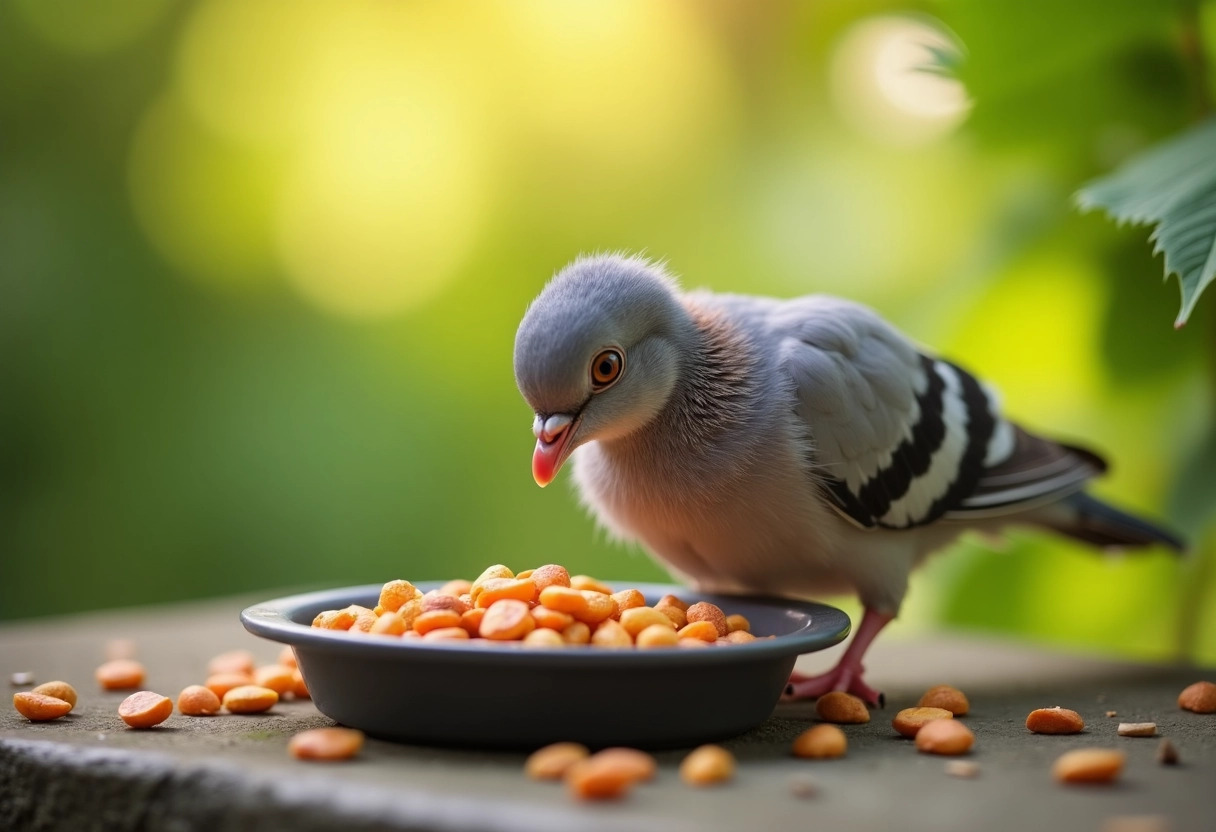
488, 0, 732, 183
831, 15, 970, 147
131, 0, 723, 317
14, 0, 169, 55
128, 95, 282, 290
176, 0, 332, 146
275, 60, 486, 319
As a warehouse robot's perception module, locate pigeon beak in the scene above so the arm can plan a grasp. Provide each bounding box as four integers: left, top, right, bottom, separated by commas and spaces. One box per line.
532, 412, 578, 487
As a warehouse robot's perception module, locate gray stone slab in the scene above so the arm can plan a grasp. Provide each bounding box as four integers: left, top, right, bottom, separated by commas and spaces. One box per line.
2, 595, 1214, 832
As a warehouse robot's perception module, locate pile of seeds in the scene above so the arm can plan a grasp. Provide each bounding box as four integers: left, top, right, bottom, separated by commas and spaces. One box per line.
310, 565, 760, 648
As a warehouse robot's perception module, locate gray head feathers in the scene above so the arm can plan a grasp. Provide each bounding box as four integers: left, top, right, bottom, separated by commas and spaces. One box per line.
514, 254, 692, 417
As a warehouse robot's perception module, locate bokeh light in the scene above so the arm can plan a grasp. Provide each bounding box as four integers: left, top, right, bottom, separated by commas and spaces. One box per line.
831, 15, 970, 147
177, 0, 329, 147
275, 67, 488, 319
128, 95, 282, 291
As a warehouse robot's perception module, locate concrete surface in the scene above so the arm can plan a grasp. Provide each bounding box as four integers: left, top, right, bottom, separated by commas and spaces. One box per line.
1, 595, 1214, 832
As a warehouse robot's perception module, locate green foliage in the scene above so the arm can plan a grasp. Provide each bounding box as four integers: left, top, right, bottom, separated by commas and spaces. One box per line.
1077, 118, 1216, 327
942, 0, 1186, 155
1, 0, 1212, 664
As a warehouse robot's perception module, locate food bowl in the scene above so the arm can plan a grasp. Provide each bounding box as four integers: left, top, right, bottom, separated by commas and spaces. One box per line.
241, 582, 850, 750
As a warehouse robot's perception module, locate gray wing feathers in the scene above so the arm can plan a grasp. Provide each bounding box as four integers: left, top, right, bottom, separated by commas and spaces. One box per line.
774, 298, 924, 495
766, 295, 1103, 530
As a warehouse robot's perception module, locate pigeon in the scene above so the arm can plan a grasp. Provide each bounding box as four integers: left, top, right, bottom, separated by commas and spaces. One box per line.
513, 253, 1184, 705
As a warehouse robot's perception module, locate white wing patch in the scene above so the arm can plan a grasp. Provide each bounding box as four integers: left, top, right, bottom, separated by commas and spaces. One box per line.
981, 383, 1016, 467
879, 362, 967, 528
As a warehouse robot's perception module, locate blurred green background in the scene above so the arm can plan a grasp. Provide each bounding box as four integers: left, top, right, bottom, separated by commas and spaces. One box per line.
2, 0, 1213, 663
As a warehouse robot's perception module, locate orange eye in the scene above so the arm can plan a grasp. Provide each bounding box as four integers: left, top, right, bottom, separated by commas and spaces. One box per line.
590, 349, 623, 389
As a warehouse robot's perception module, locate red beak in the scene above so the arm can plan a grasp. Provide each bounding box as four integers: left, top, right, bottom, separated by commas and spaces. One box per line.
531, 413, 576, 487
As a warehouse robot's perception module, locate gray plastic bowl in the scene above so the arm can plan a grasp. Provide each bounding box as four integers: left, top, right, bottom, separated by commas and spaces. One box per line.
241, 582, 850, 750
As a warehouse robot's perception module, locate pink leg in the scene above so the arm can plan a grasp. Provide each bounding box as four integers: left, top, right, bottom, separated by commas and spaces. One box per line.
783, 608, 894, 707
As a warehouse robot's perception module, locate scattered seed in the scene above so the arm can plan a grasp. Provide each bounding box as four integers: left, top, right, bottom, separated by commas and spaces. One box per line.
1053, 748, 1125, 784
1117, 722, 1156, 738
222, 685, 278, 714
589, 747, 657, 782
253, 665, 295, 696
791, 724, 847, 759
816, 691, 871, 724
1156, 739, 1179, 765
1106, 711, 1118, 718
893, 707, 953, 738
564, 747, 656, 800
917, 684, 970, 716
679, 744, 736, 786
1177, 680, 1216, 713
13, 692, 72, 722
915, 718, 975, 755
118, 691, 173, 728
1026, 707, 1085, 735
177, 685, 222, 716
565, 757, 634, 801
525, 742, 590, 780
95, 660, 145, 691
10, 672, 35, 686
288, 727, 364, 761
205, 672, 254, 699
31, 682, 77, 710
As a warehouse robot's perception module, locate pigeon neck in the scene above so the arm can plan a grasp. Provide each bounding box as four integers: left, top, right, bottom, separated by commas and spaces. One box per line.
602, 300, 759, 474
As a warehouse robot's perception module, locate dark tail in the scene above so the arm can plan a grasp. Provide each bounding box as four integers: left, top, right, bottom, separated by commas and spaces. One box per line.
1043, 492, 1186, 552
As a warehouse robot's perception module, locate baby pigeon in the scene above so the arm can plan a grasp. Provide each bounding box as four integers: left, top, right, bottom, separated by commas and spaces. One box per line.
513, 254, 1183, 705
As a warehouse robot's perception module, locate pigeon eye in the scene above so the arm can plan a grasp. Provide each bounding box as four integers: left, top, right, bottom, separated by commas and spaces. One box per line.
590, 349, 624, 390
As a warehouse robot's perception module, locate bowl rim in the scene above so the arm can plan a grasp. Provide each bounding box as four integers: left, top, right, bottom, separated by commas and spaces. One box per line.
241, 582, 851, 668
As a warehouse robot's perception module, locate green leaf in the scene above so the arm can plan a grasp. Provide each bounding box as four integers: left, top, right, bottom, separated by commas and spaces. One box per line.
1076, 117, 1216, 327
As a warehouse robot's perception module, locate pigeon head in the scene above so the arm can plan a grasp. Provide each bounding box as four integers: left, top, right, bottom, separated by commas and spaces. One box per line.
514, 254, 695, 486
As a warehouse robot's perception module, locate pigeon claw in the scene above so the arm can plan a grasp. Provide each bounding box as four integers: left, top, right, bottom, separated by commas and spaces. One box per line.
782, 664, 884, 707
